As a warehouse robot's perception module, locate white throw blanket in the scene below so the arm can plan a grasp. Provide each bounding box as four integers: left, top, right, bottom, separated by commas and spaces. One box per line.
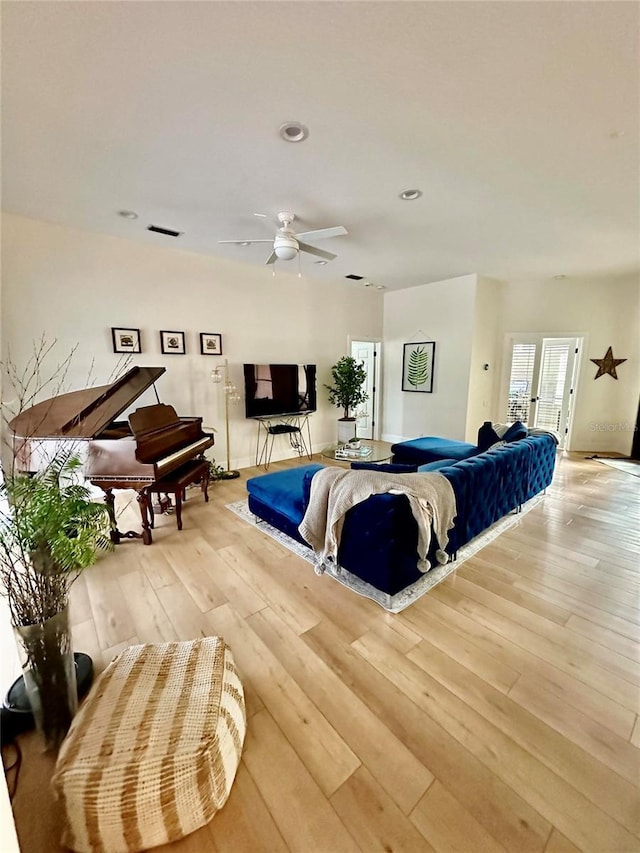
298, 468, 457, 575
526, 427, 560, 445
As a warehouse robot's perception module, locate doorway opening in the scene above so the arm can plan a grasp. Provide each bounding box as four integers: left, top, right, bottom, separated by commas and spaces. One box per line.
502, 335, 583, 450
350, 340, 382, 440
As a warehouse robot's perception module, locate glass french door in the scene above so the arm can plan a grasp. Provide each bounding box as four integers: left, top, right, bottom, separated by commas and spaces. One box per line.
505, 336, 580, 449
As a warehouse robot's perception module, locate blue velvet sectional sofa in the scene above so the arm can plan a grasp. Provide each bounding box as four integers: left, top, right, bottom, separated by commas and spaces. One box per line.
245, 430, 557, 604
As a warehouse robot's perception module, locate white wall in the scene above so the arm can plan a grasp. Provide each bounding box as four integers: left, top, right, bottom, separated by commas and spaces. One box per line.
498, 274, 640, 454
1, 214, 383, 467
4, 215, 637, 458
381, 271, 639, 455
464, 276, 504, 442
381, 274, 478, 443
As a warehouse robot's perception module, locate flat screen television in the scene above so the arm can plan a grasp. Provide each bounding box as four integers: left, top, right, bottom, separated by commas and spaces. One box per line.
243, 364, 317, 418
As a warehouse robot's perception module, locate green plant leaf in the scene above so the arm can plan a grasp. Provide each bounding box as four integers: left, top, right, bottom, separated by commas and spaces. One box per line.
407, 346, 430, 388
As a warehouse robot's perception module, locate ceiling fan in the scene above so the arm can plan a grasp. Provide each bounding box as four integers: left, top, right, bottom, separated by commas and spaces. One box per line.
218, 212, 347, 264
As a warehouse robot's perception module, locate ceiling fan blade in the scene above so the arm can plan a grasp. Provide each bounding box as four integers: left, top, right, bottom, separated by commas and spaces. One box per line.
265, 251, 278, 265
218, 240, 273, 245
298, 242, 337, 261
295, 225, 347, 241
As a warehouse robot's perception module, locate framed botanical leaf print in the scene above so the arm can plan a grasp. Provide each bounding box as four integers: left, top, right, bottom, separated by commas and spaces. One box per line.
402, 341, 435, 393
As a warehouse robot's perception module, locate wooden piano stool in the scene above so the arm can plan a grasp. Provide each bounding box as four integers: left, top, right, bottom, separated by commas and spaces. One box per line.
146, 458, 210, 531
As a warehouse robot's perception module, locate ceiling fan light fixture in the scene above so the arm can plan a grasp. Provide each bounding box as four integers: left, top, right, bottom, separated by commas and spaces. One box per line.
274, 233, 299, 260
274, 245, 298, 261
399, 188, 422, 201
279, 122, 309, 143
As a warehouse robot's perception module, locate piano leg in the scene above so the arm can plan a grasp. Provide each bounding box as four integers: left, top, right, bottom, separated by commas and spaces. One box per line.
104, 489, 121, 545
137, 491, 153, 545
103, 487, 152, 545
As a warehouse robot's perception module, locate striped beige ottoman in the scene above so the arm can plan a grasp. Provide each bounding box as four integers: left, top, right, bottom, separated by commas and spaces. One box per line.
52, 638, 246, 853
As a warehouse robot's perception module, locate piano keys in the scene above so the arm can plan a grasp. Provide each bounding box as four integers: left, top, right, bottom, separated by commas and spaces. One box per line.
9, 366, 214, 545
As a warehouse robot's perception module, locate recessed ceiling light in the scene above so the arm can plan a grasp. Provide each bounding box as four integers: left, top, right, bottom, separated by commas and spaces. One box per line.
399, 189, 422, 201
240, 241, 251, 247
314, 260, 328, 265
553, 274, 568, 280
375, 285, 386, 290
279, 122, 309, 143
609, 130, 625, 139
118, 210, 138, 219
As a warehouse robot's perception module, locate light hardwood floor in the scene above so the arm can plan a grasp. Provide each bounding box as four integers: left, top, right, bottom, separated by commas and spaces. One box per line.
10, 452, 640, 852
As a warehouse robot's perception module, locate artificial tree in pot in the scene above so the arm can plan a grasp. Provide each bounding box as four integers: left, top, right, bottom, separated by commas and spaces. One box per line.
325, 356, 368, 443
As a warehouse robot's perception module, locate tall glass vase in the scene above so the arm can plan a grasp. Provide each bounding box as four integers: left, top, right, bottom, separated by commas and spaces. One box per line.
14, 604, 78, 750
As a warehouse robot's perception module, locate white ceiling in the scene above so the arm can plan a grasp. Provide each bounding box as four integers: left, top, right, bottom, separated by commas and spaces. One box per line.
2, 1, 638, 291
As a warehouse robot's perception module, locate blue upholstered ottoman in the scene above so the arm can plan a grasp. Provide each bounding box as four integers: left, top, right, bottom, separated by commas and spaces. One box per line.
391, 436, 478, 465
246, 463, 323, 545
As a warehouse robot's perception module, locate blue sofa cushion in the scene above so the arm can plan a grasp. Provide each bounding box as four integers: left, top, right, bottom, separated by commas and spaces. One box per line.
417, 459, 458, 472
247, 463, 323, 525
351, 462, 418, 473
503, 420, 527, 442
391, 436, 477, 465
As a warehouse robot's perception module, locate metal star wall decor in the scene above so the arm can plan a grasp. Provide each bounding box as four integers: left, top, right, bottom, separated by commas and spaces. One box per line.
590, 346, 627, 380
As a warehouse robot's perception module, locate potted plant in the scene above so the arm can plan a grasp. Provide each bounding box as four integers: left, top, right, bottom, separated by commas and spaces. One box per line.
1, 341, 115, 749
325, 356, 368, 443
0, 450, 112, 749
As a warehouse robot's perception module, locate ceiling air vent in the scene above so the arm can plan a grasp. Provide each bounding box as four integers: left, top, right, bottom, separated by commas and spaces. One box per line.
147, 225, 182, 237
345, 274, 364, 280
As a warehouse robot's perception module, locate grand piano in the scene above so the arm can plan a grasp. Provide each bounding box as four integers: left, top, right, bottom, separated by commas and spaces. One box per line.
8, 366, 214, 545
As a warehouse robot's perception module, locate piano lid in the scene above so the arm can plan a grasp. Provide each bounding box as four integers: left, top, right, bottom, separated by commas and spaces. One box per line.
8, 366, 166, 439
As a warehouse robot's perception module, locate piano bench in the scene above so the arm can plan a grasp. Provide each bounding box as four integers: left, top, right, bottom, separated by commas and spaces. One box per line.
146, 458, 210, 531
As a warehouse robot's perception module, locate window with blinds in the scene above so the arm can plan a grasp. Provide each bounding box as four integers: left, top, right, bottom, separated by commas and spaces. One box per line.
507, 343, 536, 424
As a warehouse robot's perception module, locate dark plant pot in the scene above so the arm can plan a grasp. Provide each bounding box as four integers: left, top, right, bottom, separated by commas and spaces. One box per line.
2, 652, 94, 746
13, 605, 78, 750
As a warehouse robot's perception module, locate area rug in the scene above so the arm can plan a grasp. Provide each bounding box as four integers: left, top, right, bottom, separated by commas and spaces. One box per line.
225, 494, 544, 612
592, 457, 640, 478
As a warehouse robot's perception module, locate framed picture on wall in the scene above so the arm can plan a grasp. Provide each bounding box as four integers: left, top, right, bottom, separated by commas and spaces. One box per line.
402, 341, 435, 393
111, 327, 141, 353
200, 332, 223, 355
160, 330, 186, 355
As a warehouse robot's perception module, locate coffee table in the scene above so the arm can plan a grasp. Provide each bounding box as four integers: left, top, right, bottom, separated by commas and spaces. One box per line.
321, 440, 393, 464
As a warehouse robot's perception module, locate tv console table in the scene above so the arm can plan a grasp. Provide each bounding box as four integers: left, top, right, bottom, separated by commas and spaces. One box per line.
254, 412, 313, 469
